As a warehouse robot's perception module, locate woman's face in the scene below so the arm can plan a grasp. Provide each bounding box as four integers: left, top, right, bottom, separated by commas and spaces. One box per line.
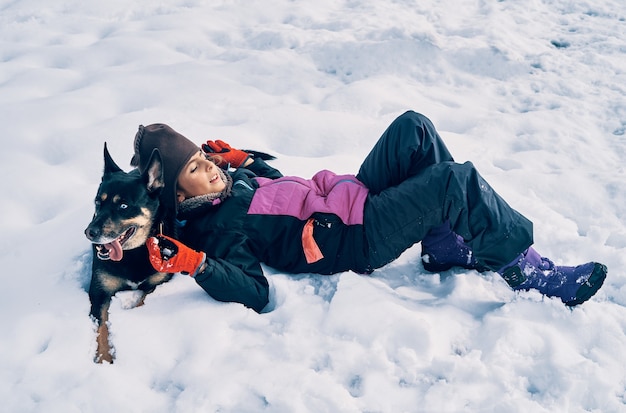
176, 151, 226, 202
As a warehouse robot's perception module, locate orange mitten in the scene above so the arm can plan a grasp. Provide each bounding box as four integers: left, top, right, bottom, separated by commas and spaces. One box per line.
202, 139, 250, 168
146, 235, 206, 277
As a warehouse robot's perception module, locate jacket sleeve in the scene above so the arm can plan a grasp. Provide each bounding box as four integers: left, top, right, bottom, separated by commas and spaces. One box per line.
193, 231, 269, 313
245, 157, 283, 179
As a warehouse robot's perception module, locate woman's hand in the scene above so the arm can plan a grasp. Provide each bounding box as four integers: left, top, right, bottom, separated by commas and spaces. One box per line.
202, 140, 251, 168
146, 235, 206, 276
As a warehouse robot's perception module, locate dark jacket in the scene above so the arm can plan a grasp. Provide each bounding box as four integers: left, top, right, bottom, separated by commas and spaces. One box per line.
179, 158, 370, 312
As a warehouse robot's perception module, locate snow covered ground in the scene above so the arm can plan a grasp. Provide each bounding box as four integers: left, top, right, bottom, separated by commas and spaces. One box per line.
1, 0, 625, 412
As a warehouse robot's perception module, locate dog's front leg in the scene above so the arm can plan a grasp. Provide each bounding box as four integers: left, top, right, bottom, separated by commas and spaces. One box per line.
89, 291, 115, 364
132, 272, 173, 309
95, 325, 114, 363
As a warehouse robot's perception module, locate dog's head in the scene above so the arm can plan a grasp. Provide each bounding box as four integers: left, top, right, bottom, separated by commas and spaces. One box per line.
85, 143, 164, 261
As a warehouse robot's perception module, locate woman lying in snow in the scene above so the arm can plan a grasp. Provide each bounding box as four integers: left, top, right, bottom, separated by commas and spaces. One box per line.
129, 110, 607, 312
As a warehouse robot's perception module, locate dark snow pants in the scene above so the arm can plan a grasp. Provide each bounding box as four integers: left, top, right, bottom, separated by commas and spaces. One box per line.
357, 111, 533, 271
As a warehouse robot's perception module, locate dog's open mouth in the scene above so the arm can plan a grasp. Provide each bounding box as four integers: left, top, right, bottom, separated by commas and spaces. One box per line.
94, 226, 137, 262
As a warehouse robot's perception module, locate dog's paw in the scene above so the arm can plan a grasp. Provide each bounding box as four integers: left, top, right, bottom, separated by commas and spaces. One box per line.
117, 290, 148, 309
94, 349, 115, 364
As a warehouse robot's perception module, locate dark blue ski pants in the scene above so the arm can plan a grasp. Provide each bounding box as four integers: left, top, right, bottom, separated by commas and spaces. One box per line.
357, 111, 533, 271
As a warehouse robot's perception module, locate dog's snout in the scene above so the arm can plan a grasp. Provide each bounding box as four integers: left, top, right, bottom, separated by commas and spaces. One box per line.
85, 226, 100, 240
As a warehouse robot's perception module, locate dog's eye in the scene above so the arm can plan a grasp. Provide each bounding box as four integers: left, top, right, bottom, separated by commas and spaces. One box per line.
119, 203, 128, 210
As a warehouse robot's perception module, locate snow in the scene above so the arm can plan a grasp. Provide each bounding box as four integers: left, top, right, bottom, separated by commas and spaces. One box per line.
1, 0, 625, 412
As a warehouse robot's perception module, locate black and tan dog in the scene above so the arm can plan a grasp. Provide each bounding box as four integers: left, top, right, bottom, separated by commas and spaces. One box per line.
84, 144, 174, 363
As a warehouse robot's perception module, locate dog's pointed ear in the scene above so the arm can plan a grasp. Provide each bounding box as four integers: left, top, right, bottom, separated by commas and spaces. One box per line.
143, 148, 165, 193
103, 143, 123, 175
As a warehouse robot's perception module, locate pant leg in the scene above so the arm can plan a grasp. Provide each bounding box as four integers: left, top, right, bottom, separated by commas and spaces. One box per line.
364, 161, 533, 271
356, 111, 454, 194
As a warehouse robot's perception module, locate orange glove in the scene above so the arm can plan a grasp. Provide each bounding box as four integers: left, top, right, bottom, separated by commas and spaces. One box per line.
146, 235, 206, 277
202, 140, 250, 168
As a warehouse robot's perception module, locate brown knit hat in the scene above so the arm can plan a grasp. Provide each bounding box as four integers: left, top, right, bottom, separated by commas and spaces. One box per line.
130, 123, 200, 214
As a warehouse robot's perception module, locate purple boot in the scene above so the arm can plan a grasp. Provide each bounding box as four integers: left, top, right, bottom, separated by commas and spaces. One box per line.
421, 221, 487, 273
498, 247, 607, 306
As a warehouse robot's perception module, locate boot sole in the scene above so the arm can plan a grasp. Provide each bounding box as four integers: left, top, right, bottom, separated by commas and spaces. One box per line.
422, 260, 455, 273
422, 257, 489, 273
565, 263, 607, 306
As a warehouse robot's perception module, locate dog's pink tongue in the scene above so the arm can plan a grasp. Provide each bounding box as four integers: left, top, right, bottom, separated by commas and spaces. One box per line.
105, 240, 123, 261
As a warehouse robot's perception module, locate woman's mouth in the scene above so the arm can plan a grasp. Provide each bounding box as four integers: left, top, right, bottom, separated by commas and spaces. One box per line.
210, 174, 220, 184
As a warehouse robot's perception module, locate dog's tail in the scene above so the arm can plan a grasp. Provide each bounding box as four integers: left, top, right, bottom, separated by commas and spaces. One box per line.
243, 150, 276, 161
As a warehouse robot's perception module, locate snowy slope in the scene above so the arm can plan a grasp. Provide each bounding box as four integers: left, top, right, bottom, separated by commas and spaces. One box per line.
1, 1, 625, 412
